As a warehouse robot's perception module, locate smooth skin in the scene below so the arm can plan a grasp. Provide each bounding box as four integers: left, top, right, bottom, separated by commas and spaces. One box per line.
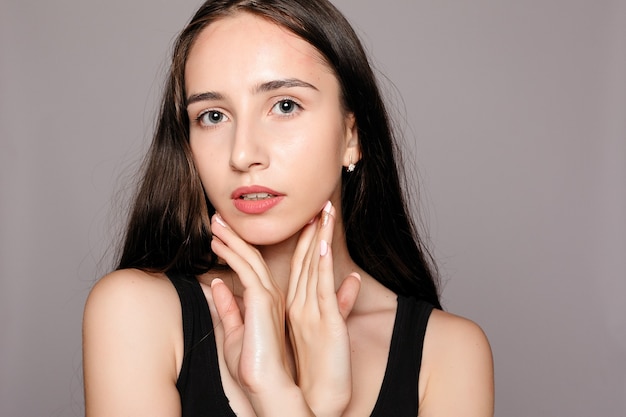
83, 12, 494, 417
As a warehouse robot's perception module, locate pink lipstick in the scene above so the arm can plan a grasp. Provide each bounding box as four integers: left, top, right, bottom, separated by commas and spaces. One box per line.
231, 186, 284, 214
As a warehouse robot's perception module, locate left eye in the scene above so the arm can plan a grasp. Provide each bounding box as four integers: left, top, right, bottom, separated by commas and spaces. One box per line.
271, 99, 300, 115
197, 110, 228, 127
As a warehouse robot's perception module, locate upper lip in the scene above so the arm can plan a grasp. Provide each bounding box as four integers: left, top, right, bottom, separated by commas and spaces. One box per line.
231, 185, 283, 199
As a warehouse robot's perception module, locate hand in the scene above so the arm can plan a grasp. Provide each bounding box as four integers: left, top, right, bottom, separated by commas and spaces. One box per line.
286, 201, 362, 417
209, 214, 293, 400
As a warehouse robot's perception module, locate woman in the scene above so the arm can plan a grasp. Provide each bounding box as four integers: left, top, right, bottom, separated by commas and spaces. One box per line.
83, 0, 494, 416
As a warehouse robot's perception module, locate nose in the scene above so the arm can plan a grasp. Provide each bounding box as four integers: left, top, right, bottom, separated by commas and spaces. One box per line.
229, 118, 268, 172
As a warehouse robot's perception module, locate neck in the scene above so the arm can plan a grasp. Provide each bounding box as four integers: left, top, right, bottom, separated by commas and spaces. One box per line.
257, 220, 358, 295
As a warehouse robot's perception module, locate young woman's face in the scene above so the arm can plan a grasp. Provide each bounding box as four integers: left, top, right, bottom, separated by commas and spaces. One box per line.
186, 13, 358, 246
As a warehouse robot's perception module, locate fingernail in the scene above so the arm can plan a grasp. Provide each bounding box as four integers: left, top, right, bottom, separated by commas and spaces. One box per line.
214, 213, 227, 228
211, 278, 224, 288
320, 240, 328, 256
321, 201, 332, 227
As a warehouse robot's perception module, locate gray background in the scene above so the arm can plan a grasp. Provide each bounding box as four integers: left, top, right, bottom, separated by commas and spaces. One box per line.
1, 0, 625, 416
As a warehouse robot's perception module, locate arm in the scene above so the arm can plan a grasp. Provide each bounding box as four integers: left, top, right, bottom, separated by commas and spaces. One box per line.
83, 269, 182, 417
418, 310, 494, 417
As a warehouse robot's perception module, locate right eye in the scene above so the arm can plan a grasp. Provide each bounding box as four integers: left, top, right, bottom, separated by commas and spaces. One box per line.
196, 110, 228, 127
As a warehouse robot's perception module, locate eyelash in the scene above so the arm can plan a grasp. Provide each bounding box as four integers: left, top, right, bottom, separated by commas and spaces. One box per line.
270, 98, 303, 117
195, 110, 227, 128
193, 98, 303, 129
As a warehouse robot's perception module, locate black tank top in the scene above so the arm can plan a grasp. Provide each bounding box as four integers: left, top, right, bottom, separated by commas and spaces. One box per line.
167, 272, 433, 417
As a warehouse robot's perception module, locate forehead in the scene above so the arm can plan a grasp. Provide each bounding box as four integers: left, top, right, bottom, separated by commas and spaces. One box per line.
185, 12, 334, 89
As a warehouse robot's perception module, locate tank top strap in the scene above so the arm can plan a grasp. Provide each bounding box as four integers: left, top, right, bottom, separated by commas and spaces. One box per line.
370, 295, 434, 416
166, 272, 237, 417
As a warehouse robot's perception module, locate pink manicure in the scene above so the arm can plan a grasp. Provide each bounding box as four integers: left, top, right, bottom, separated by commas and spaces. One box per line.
321, 201, 332, 227
320, 240, 328, 256
214, 214, 227, 228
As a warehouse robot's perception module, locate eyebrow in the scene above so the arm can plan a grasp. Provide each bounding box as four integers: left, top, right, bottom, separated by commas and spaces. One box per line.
255, 78, 318, 93
186, 91, 224, 105
186, 78, 318, 107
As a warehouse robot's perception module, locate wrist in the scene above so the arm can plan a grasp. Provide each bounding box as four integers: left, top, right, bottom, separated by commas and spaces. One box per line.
247, 383, 314, 417
304, 389, 351, 417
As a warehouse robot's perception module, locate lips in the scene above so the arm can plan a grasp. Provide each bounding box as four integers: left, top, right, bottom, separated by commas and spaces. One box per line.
231, 185, 282, 199
231, 186, 284, 214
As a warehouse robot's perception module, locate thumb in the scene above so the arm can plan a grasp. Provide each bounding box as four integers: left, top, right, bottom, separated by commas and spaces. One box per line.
336, 273, 361, 320
210, 278, 245, 383
211, 278, 243, 334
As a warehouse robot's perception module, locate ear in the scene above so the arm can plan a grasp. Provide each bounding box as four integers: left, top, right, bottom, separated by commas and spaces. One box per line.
342, 113, 361, 168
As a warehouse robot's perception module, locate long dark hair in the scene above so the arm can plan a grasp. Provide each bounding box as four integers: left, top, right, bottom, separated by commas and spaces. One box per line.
117, 0, 441, 308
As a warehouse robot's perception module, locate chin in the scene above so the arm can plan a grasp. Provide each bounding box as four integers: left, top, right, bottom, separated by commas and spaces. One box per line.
228, 221, 286, 240
233, 222, 303, 248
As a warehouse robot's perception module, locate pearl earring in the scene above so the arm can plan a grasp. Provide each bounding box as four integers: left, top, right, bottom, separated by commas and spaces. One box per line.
347, 155, 356, 172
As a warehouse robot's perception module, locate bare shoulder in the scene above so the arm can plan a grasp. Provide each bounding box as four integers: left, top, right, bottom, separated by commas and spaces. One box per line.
419, 309, 494, 417
84, 269, 182, 347
83, 269, 183, 416
85, 268, 179, 312
424, 309, 492, 359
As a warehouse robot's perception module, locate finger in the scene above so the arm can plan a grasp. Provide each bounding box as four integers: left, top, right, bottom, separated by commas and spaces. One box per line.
211, 215, 274, 291
210, 236, 257, 287
287, 219, 318, 305
291, 228, 321, 310
291, 202, 330, 308
297, 201, 336, 310
336, 273, 362, 320
316, 202, 337, 299
211, 278, 248, 384
211, 278, 243, 338
212, 214, 265, 272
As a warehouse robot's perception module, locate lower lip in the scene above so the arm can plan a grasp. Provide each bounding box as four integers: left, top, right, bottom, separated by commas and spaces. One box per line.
233, 196, 284, 214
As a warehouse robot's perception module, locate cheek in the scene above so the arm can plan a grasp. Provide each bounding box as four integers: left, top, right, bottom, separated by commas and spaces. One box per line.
290, 125, 345, 186
286, 119, 346, 160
